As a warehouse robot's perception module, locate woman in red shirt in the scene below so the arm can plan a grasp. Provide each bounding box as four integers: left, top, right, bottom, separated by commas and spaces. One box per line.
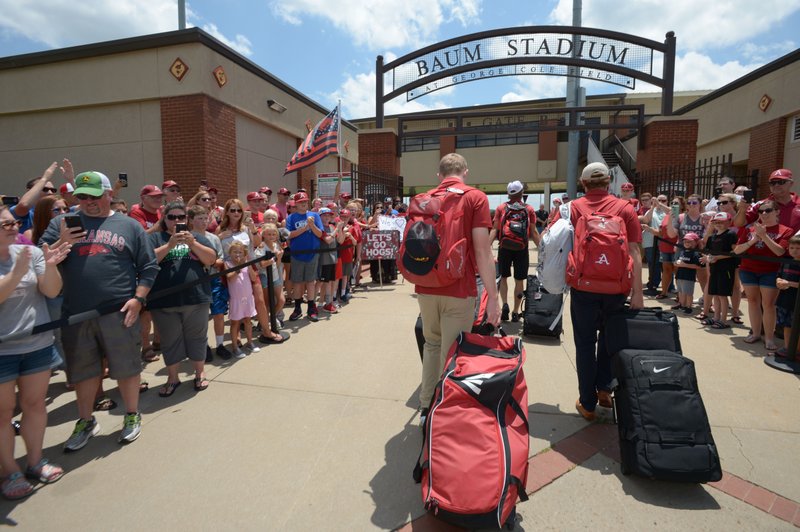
733, 200, 793, 351
655, 196, 685, 300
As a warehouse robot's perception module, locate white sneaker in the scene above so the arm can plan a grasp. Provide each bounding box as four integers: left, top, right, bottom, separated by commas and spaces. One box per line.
234, 349, 247, 359
247, 343, 260, 353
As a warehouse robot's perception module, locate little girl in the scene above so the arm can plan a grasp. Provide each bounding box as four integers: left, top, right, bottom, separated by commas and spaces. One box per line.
260, 223, 286, 326
674, 232, 702, 314
225, 241, 260, 358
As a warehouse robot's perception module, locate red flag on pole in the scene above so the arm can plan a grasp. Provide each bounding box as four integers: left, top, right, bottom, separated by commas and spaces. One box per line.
284, 105, 340, 175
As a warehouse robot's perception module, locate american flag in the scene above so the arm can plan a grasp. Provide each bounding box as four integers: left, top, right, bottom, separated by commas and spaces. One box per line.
284, 105, 340, 174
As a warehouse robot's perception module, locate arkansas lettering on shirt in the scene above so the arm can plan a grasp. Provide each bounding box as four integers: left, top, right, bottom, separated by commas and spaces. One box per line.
736, 224, 793, 274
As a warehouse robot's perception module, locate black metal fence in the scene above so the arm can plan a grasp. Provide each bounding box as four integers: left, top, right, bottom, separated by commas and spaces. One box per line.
351, 164, 403, 208
634, 153, 758, 199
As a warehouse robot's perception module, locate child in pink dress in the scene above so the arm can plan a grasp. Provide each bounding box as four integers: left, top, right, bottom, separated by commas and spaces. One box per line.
226, 242, 259, 358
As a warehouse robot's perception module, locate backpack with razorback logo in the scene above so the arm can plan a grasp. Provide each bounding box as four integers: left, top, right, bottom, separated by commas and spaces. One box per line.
399, 184, 474, 288
537, 202, 572, 294
413, 332, 529, 529
566, 202, 633, 294
498, 203, 529, 251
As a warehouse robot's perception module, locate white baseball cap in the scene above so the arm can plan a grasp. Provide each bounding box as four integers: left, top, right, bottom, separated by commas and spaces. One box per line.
507, 180, 524, 195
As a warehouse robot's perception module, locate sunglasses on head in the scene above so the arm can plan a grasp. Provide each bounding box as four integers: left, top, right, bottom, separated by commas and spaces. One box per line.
0, 220, 22, 230
228, 208, 243, 213
166, 213, 187, 220
758, 208, 775, 214
42, 187, 57, 194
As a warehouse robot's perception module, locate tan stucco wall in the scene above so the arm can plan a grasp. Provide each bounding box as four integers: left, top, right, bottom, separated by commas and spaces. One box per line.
399, 150, 442, 192
0, 39, 356, 199
0, 101, 163, 205
686, 60, 800, 159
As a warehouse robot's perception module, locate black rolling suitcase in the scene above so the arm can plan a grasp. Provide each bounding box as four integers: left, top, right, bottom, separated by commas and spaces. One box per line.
612, 349, 722, 483
605, 307, 682, 354
522, 275, 563, 337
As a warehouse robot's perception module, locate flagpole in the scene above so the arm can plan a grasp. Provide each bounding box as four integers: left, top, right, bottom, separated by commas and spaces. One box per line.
337, 100, 343, 178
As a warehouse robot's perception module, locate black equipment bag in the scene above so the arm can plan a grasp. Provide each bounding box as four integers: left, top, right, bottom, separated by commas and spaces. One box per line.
522, 275, 563, 337
612, 349, 722, 483
605, 307, 682, 355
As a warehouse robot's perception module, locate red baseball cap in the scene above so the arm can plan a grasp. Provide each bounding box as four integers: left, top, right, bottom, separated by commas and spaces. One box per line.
162, 180, 180, 190
278, 187, 291, 195
206, 186, 218, 194
326, 202, 337, 209
340, 192, 352, 200
340, 208, 351, 216
259, 186, 272, 194
59, 183, 74, 194
769, 169, 794, 181
246, 191, 262, 202
140, 185, 164, 197
293, 192, 309, 202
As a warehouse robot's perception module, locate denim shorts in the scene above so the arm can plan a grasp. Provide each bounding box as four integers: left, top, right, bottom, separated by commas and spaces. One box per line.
739, 269, 778, 288
660, 251, 676, 263
0, 345, 59, 384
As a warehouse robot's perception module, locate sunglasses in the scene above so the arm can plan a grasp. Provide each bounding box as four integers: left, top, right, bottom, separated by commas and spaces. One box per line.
75, 194, 99, 201
199, 197, 212, 202
769, 181, 787, 186
42, 187, 58, 194
717, 201, 730, 206
52, 206, 70, 213
687, 200, 700, 205
166, 213, 187, 220
0, 220, 22, 230
227, 208, 243, 213
758, 208, 775, 214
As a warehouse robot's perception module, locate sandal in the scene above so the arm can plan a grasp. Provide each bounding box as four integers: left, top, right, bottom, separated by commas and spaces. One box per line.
158, 381, 181, 397
743, 334, 762, 344
93, 395, 117, 411
25, 459, 64, 484
1, 472, 33, 500
670, 304, 682, 310
694, 312, 708, 320
193, 377, 209, 391
139, 380, 149, 393
259, 332, 285, 344
765, 341, 779, 352
710, 320, 730, 330
701, 317, 716, 326
655, 294, 667, 300
141, 347, 159, 363
731, 316, 744, 325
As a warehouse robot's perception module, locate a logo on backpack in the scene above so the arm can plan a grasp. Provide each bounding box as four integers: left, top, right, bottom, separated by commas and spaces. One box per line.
498, 203, 529, 251
460, 373, 495, 395
399, 186, 470, 288
566, 207, 633, 294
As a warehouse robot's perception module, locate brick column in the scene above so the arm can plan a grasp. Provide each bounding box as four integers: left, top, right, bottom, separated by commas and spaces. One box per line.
748, 117, 787, 198
636, 119, 698, 173
161, 95, 238, 202
358, 130, 399, 175
439, 128, 456, 158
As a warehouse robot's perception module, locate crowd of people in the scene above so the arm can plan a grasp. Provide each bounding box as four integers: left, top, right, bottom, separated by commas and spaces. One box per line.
0, 159, 390, 500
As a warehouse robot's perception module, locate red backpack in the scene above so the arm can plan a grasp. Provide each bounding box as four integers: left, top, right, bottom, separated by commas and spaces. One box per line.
399, 184, 474, 288
566, 202, 633, 294
498, 203, 529, 251
414, 332, 529, 529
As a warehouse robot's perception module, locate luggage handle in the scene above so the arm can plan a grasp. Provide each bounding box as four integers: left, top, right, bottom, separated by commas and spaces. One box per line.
658, 431, 696, 445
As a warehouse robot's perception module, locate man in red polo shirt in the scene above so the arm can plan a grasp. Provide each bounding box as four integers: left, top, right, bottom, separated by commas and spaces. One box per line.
736, 169, 800, 232
246, 191, 266, 224
411, 153, 500, 426
129, 185, 164, 234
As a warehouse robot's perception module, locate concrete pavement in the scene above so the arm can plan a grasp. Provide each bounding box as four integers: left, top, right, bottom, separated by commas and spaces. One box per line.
2, 260, 800, 530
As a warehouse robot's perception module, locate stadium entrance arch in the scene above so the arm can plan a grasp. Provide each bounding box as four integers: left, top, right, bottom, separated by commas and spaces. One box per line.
375, 26, 676, 127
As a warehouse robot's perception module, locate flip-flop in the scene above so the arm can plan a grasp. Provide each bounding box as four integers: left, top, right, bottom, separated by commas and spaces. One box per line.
743, 335, 762, 344
193, 377, 210, 391
93, 395, 117, 411
710, 320, 730, 330
139, 380, 149, 393
259, 333, 285, 344
765, 341, 779, 352
158, 381, 181, 397
654, 294, 668, 300
694, 312, 708, 320
731, 316, 744, 324
141, 347, 159, 363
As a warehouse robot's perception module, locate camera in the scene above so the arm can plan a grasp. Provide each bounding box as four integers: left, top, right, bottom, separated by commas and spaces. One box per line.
64, 214, 84, 231
118, 173, 128, 187
175, 223, 188, 233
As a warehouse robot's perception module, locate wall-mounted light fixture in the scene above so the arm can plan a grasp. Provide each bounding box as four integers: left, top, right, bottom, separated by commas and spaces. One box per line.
267, 99, 287, 113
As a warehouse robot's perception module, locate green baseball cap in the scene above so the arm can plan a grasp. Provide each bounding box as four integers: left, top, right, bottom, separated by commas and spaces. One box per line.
73, 171, 106, 197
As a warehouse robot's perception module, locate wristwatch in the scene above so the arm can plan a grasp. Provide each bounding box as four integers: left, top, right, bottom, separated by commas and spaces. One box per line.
133, 295, 147, 306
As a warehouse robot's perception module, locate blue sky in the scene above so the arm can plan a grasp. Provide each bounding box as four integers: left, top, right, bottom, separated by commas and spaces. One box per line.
0, 0, 798, 120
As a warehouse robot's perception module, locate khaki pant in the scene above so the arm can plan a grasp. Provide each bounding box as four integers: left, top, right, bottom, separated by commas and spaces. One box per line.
417, 294, 476, 407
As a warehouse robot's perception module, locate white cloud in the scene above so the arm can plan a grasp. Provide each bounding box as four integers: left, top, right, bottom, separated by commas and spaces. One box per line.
548, 0, 800, 52
0, 0, 177, 48
202, 23, 253, 57
741, 40, 797, 63
270, 0, 481, 50
672, 51, 761, 91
